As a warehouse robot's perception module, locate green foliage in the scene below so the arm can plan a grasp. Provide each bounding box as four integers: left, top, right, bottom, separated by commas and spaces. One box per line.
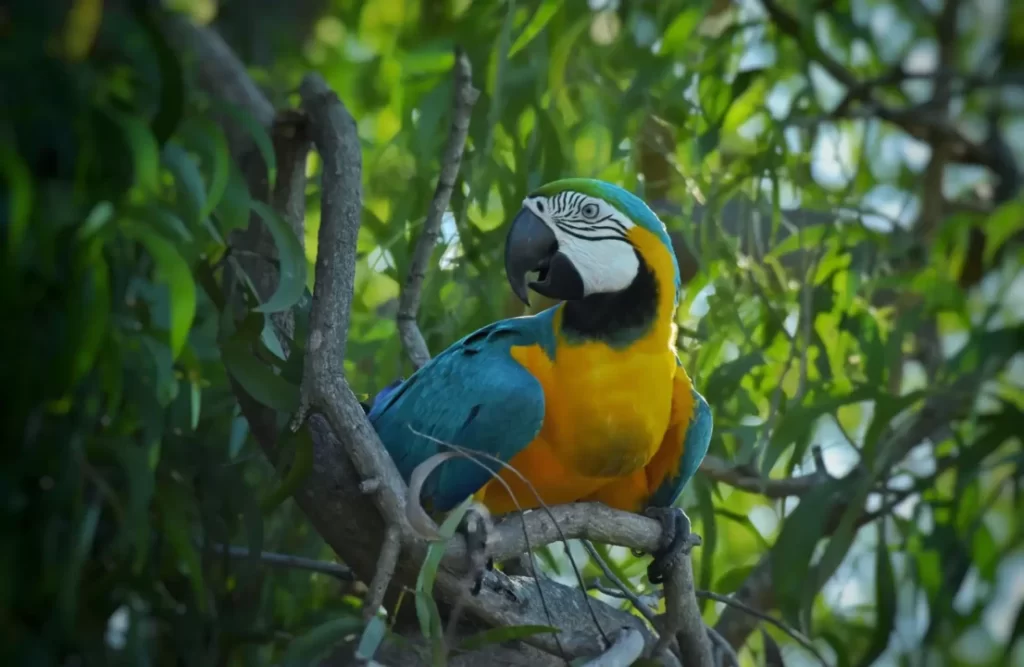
3, 1, 1023, 666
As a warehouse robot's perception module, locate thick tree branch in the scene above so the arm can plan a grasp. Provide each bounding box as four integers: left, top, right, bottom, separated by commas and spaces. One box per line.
397, 49, 479, 370
665, 550, 715, 667
292, 73, 415, 619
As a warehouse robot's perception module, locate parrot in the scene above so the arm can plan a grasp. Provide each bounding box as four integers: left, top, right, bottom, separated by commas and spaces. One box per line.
366, 178, 712, 583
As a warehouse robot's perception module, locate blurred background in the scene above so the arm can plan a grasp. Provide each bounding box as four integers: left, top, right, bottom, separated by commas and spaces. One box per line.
2, 0, 1022, 665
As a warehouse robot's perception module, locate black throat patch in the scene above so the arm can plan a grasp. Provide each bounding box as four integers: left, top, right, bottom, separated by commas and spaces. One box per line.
560, 249, 660, 347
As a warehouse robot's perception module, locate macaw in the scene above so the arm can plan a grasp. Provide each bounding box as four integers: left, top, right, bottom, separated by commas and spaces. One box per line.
367, 178, 712, 582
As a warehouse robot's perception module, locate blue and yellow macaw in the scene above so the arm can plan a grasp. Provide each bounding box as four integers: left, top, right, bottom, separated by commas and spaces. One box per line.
367, 178, 712, 582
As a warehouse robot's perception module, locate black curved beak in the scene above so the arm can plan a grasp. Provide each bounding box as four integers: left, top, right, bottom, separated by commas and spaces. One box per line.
504, 208, 584, 306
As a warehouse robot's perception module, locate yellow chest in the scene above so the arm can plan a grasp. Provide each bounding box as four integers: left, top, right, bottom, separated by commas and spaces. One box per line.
510, 327, 677, 480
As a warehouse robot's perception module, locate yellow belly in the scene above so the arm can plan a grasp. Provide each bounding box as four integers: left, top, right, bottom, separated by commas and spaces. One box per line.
480, 330, 677, 515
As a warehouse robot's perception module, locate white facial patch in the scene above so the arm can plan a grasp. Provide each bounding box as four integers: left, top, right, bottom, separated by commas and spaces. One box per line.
524, 193, 640, 297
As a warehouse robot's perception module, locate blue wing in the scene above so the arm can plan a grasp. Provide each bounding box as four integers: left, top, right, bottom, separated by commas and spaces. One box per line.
368, 311, 557, 512
647, 371, 713, 509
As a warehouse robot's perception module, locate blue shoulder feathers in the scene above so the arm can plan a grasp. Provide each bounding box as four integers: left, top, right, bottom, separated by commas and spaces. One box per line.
367, 309, 558, 512
648, 381, 713, 509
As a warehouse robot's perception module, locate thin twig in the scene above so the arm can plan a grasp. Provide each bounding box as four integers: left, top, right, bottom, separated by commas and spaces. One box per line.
762, 0, 999, 171
581, 541, 660, 629
705, 626, 740, 667
586, 580, 660, 611
207, 544, 354, 580
365, 527, 402, 620
397, 48, 480, 370
696, 590, 825, 665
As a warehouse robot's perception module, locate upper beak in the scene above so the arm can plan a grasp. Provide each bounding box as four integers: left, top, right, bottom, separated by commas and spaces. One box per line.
504, 207, 584, 306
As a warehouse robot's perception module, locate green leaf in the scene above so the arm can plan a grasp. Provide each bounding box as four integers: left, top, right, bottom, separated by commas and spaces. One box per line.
189, 380, 201, 430
458, 625, 560, 651
983, 198, 1024, 265
162, 142, 207, 227
703, 352, 762, 405
1004, 596, 1024, 663
770, 224, 832, 257
805, 472, 878, 629
78, 200, 115, 240
220, 339, 300, 413
416, 497, 474, 644
659, 7, 702, 54
548, 16, 589, 109
249, 201, 308, 313
260, 427, 313, 513
70, 246, 111, 384
111, 443, 156, 573
854, 523, 896, 667
214, 158, 252, 236
160, 483, 206, 613
59, 499, 102, 628
108, 109, 161, 195
0, 136, 33, 259
508, 0, 560, 57
763, 385, 878, 476
228, 412, 250, 459
761, 628, 785, 667
180, 117, 230, 220
354, 615, 388, 662
695, 479, 717, 597
715, 565, 756, 594
861, 390, 925, 465
771, 482, 835, 627
217, 101, 276, 190
282, 615, 364, 667
130, 0, 185, 144
124, 223, 197, 359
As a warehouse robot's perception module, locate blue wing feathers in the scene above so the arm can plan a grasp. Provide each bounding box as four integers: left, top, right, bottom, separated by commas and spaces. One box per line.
648, 388, 713, 508
368, 311, 556, 512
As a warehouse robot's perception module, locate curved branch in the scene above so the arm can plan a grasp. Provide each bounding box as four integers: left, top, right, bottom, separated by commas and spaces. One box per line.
292, 73, 415, 615
397, 48, 479, 370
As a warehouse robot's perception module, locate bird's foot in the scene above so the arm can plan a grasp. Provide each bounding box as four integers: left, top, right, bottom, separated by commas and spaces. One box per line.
644, 506, 702, 585
456, 506, 495, 596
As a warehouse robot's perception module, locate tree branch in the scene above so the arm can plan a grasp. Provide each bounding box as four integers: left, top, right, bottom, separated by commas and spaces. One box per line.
763, 0, 1003, 172
699, 454, 825, 498
208, 543, 353, 580
292, 73, 415, 617
397, 48, 479, 370
714, 371, 987, 649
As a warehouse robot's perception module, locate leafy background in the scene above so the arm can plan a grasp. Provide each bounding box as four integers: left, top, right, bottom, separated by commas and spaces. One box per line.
2, 0, 1022, 665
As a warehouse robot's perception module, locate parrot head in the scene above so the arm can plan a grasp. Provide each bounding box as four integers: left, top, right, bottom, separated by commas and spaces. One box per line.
504, 178, 680, 306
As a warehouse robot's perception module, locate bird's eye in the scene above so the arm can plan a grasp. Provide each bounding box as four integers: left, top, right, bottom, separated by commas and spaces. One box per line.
581, 203, 600, 219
